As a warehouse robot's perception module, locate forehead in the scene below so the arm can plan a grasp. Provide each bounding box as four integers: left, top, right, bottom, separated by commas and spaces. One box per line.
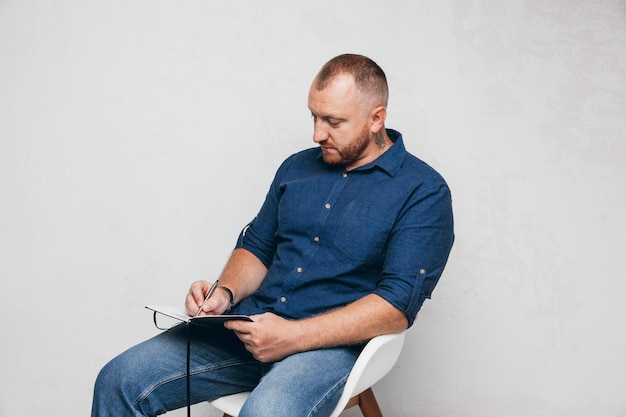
308, 74, 362, 116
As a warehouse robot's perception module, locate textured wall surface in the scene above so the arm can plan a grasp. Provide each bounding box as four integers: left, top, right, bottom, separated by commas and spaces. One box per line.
1, 1, 625, 416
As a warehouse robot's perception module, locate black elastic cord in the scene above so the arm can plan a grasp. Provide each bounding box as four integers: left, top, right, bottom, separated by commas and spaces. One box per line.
186, 322, 191, 417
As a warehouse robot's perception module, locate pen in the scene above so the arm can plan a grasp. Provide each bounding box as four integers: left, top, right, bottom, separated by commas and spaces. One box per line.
195, 280, 219, 317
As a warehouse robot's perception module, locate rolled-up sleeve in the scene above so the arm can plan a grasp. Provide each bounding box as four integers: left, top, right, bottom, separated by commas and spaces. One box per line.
235, 156, 296, 268
374, 180, 454, 327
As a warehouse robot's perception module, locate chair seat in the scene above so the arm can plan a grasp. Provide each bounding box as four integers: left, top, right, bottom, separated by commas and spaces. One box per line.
212, 387, 383, 417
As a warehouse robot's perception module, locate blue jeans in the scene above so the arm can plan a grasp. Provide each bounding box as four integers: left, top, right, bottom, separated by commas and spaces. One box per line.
91, 324, 362, 417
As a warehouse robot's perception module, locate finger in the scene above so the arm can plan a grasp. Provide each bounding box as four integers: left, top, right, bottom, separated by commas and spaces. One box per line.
224, 319, 252, 333
198, 296, 222, 315
185, 281, 209, 315
185, 292, 200, 316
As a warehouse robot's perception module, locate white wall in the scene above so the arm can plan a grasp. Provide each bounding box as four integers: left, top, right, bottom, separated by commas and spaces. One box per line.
1, 1, 625, 416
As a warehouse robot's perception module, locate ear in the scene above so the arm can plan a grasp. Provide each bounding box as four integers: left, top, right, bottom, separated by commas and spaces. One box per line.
369, 105, 387, 134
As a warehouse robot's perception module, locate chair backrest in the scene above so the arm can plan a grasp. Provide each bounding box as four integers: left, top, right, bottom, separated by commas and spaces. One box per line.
328, 331, 406, 417
209, 331, 406, 417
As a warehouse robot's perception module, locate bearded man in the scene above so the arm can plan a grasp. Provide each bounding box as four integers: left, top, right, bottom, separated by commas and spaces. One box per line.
91, 53, 454, 417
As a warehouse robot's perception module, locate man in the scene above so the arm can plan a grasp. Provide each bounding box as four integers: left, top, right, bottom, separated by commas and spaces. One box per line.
91, 54, 454, 417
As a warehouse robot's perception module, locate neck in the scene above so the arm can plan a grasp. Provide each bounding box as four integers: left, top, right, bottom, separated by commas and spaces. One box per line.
374, 129, 391, 151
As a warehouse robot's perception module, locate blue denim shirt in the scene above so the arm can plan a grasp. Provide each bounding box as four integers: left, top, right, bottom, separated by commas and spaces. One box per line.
231, 129, 454, 326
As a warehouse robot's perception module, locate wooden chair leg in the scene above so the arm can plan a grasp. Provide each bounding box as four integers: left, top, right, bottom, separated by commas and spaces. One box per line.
344, 394, 360, 410
357, 387, 383, 417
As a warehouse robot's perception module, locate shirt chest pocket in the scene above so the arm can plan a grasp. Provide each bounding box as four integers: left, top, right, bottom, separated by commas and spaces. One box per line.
333, 202, 394, 262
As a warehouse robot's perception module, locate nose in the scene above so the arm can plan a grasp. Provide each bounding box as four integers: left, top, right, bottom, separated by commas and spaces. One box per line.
312, 121, 329, 143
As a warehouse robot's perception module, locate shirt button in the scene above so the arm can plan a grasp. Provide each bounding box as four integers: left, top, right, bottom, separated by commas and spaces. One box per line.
325, 203, 331, 209
419, 268, 426, 275
296, 267, 303, 273
280, 296, 287, 303
342, 173, 348, 178
313, 236, 320, 242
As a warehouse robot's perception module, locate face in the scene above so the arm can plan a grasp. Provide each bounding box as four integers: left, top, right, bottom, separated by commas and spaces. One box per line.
308, 74, 379, 170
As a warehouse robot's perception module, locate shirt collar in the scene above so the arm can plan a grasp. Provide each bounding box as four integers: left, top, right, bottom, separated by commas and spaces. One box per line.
353, 128, 405, 177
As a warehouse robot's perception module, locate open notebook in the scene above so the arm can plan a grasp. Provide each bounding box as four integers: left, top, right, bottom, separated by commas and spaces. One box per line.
146, 304, 252, 327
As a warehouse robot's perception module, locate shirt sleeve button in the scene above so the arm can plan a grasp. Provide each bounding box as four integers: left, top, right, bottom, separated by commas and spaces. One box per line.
296, 267, 303, 273
313, 236, 320, 242
325, 203, 331, 209
280, 296, 287, 303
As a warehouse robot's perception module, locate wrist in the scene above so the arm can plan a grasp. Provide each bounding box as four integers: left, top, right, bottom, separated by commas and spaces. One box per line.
218, 286, 235, 312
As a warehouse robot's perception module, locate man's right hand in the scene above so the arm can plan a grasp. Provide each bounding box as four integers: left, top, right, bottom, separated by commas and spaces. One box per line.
185, 280, 230, 316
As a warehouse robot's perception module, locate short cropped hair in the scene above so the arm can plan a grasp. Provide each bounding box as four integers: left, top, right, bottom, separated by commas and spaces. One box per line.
314, 54, 389, 107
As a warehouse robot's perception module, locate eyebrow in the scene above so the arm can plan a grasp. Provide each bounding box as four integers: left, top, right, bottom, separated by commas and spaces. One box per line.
310, 111, 347, 123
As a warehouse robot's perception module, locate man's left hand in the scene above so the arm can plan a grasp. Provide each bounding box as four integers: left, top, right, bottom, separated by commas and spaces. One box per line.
224, 312, 304, 363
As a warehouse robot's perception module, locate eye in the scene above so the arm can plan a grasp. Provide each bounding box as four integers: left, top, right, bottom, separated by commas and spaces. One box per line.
328, 119, 341, 128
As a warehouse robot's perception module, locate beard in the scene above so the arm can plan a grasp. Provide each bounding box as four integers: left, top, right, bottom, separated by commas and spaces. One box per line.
320, 124, 372, 167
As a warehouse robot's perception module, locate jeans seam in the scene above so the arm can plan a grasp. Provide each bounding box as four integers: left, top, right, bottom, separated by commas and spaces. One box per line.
306, 372, 350, 417
132, 358, 258, 408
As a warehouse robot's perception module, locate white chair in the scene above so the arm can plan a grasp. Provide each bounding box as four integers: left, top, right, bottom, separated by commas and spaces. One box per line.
210, 331, 406, 417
